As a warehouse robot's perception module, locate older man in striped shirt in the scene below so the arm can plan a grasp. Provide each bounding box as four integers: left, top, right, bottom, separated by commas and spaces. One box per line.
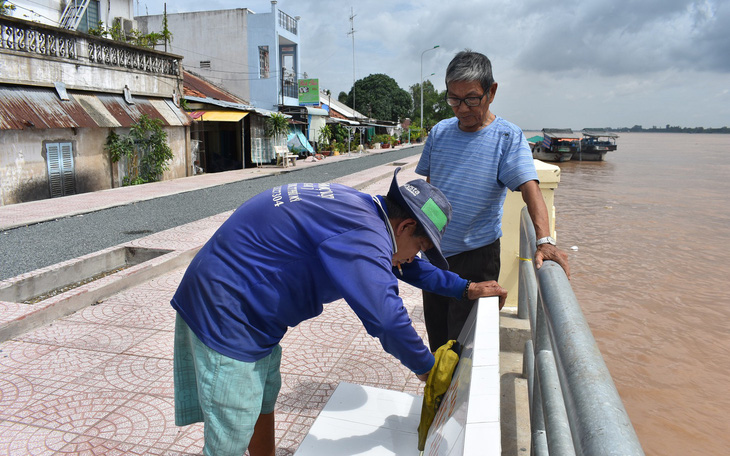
416, 50, 570, 351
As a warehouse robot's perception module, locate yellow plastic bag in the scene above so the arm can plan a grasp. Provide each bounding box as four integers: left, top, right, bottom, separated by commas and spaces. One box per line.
417, 340, 460, 451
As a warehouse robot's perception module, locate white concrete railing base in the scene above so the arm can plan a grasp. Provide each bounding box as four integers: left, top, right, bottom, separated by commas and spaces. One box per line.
295, 382, 421, 455
295, 297, 500, 456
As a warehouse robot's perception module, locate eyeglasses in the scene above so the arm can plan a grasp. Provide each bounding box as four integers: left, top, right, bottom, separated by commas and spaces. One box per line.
445, 92, 487, 107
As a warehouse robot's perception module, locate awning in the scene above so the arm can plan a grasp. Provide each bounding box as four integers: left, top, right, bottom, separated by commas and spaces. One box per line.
0, 85, 191, 130
328, 117, 360, 126
306, 107, 329, 116
191, 111, 248, 122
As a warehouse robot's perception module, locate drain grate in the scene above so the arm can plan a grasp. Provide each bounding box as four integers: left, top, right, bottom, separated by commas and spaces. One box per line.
0, 246, 171, 304
22, 266, 129, 304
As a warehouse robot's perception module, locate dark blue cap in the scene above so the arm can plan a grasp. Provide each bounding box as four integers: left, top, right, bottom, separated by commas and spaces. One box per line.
387, 167, 452, 269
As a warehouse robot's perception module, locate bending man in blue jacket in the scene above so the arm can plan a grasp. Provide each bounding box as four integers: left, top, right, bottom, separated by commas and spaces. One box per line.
171, 167, 507, 456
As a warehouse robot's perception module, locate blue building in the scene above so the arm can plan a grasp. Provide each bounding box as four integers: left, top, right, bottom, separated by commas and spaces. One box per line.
136, 1, 301, 112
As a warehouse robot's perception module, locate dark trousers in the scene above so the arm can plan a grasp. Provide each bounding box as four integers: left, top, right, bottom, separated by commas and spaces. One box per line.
422, 240, 500, 352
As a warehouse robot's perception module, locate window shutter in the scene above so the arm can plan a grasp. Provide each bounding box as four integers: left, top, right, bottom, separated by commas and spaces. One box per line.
60, 142, 75, 196
46, 142, 75, 198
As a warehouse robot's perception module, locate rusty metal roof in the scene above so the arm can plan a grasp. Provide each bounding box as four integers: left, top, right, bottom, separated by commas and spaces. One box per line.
183, 70, 248, 104
0, 85, 191, 130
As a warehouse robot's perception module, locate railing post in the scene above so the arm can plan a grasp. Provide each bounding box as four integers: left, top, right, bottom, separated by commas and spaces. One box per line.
518, 206, 536, 320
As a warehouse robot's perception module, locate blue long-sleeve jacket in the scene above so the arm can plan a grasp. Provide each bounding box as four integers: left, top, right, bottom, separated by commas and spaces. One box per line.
171, 183, 466, 375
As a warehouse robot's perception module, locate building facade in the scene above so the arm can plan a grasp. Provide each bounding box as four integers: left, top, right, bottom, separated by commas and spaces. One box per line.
136, 1, 301, 112
0, 2, 190, 206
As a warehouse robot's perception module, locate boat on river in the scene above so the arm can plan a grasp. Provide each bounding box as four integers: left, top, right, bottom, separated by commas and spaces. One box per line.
575, 129, 619, 161
530, 128, 581, 162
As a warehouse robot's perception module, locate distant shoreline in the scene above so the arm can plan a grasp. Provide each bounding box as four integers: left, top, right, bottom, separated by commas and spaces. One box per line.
524, 127, 729, 134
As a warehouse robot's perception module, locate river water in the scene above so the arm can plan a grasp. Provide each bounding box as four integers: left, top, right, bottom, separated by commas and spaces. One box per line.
543, 132, 730, 455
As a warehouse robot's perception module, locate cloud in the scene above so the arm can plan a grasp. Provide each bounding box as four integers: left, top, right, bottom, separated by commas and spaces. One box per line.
514, 0, 730, 75
137, 0, 730, 127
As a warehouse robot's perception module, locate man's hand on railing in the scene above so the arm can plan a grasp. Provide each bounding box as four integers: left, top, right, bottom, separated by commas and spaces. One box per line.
467, 280, 507, 309
535, 244, 571, 279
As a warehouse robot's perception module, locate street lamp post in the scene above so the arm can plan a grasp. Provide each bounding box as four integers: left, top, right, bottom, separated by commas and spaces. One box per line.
420, 45, 439, 130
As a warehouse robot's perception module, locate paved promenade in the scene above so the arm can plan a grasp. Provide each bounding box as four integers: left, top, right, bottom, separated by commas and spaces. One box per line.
0, 146, 437, 455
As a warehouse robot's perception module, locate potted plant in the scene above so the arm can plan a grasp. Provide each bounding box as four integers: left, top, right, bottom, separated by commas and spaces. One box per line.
317, 125, 333, 156
266, 113, 290, 164
381, 135, 391, 148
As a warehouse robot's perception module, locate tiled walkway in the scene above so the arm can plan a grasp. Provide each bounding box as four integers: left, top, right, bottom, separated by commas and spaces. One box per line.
0, 156, 431, 455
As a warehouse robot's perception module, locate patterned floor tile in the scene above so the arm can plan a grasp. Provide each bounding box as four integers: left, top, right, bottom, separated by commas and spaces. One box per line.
278, 344, 342, 378
58, 435, 173, 455
11, 388, 137, 434
85, 393, 179, 449
15, 320, 97, 348
276, 374, 337, 416
326, 349, 413, 389
0, 421, 74, 456
73, 354, 173, 396
65, 302, 139, 325
1, 251, 438, 454
24, 322, 158, 354
166, 422, 204, 455
5, 345, 115, 384
0, 340, 58, 372
124, 331, 175, 361
0, 373, 59, 421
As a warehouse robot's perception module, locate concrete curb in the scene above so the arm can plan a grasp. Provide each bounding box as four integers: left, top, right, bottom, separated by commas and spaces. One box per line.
0, 247, 200, 343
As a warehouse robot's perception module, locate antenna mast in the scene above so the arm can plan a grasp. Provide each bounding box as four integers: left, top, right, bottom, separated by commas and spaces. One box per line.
348, 8, 356, 116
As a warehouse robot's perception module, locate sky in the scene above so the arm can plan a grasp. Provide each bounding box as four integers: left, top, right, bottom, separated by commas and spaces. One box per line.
135, 0, 730, 130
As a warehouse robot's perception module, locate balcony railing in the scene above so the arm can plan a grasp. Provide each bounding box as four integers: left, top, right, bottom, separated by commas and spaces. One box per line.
278, 10, 298, 35
87, 38, 179, 76
1, 15, 179, 77
1, 18, 77, 59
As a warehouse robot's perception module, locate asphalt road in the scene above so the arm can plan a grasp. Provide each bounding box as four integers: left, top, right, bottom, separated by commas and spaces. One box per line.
2, 146, 422, 280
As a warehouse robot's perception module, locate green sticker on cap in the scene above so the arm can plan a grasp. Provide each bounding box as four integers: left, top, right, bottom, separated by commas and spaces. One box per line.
421, 198, 447, 231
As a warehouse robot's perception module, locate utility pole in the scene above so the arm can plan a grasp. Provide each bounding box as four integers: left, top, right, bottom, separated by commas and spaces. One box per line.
163, 3, 167, 53
348, 8, 356, 117
421, 45, 439, 129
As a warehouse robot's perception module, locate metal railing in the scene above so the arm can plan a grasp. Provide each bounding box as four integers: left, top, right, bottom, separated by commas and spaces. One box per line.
278, 10, 298, 35
518, 206, 645, 456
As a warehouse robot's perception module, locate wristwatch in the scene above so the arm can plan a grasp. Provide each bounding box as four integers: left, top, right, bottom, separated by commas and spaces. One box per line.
536, 236, 556, 247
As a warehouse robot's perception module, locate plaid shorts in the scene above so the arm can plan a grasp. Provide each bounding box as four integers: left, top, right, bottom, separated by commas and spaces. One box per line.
173, 314, 282, 456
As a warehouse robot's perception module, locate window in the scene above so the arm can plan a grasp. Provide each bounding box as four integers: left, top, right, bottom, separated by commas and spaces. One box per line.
77, 1, 100, 34
280, 45, 297, 98
259, 46, 269, 78
200, 61, 211, 69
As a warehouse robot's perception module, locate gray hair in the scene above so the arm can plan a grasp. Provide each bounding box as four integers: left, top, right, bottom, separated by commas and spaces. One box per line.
445, 50, 495, 93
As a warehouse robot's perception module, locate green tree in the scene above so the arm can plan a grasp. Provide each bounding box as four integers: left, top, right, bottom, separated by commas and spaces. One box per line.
106, 115, 173, 186
338, 91, 348, 104
265, 113, 290, 142
347, 74, 411, 122
161, 9, 173, 48
409, 80, 451, 130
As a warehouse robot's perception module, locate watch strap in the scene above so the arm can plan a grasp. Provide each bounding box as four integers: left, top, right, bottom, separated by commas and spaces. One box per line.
536, 236, 556, 246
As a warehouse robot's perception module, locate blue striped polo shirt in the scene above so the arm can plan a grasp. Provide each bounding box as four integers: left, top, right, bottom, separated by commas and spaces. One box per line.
415, 116, 538, 257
